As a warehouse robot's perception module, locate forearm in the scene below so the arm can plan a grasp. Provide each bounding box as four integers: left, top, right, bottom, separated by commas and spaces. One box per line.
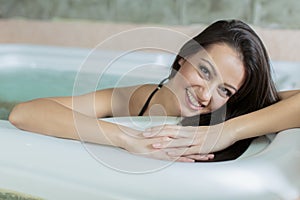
9, 98, 129, 148
232, 92, 300, 141
8, 99, 183, 162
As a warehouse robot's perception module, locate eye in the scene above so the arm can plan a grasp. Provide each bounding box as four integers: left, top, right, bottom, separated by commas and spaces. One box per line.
218, 86, 233, 98
199, 65, 211, 80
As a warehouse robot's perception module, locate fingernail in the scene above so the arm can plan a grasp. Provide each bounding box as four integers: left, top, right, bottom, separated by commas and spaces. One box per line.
163, 137, 172, 142
152, 143, 161, 148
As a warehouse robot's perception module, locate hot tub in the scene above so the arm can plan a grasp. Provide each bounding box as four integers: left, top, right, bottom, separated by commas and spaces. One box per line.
0, 44, 299, 200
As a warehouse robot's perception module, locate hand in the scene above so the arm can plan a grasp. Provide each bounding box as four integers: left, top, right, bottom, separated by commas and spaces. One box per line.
119, 128, 198, 162
142, 121, 237, 158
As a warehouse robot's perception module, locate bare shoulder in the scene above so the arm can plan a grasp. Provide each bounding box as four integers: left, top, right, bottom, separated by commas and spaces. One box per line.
110, 85, 144, 116
278, 89, 300, 100
110, 84, 157, 116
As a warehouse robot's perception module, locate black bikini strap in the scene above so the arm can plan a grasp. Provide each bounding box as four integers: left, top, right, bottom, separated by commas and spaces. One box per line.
138, 78, 169, 116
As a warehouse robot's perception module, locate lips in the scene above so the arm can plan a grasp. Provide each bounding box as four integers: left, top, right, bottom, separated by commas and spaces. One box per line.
185, 88, 205, 110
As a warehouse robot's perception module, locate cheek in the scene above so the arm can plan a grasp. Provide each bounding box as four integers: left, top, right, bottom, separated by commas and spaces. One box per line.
173, 67, 192, 86
210, 95, 229, 111
177, 65, 200, 84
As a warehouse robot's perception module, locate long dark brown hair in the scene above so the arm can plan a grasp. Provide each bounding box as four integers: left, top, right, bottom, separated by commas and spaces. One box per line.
168, 20, 280, 161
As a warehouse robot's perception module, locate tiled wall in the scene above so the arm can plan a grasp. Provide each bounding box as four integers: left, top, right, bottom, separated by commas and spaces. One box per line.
0, 0, 299, 28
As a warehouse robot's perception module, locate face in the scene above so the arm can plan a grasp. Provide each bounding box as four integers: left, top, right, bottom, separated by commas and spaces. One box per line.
168, 43, 246, 117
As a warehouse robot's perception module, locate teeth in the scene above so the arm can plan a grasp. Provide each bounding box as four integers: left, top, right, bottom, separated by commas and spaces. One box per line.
186, 89, 201, 107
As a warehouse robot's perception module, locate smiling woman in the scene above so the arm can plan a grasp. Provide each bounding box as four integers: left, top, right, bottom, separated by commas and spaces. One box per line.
8, 19, 300, 162
168, 43, 246, 117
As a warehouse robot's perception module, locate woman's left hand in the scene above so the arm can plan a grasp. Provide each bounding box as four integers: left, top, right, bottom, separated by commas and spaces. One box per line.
142, 122, 237, 158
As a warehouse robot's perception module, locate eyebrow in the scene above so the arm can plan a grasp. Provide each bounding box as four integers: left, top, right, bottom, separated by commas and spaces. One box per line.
201, 58, 238, 92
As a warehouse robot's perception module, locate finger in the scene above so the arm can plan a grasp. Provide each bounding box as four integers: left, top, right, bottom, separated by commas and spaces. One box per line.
145, 149, 195, 163
145, 124, 179, 132
167, 146, 211, 157
175, 157, 195, 163
152, 138, 197, 149
185, 154, 214, 161
143, 125, 191, 138
165, 147, 189, 157
143, 124, 179, 137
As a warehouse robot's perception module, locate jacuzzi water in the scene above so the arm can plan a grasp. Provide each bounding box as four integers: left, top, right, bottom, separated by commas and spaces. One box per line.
0, 69, 118, 106
0, 69, 94, 119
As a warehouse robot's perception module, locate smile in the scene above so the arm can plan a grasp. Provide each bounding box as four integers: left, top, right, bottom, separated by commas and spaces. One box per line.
185, 88, 205, 110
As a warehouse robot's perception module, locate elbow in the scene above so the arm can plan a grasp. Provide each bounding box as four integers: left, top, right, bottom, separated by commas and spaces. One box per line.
9, 103, 26, 129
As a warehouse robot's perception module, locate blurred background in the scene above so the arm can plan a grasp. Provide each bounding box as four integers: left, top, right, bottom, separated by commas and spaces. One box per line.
0, 0, 300, 28
1, 0, 300, 60
1, 0, 300, 53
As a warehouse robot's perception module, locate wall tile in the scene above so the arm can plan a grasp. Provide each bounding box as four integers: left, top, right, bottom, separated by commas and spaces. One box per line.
113, 0, 181, 24
0, 0, 112, 21
0, 0, 300, 28
55, 0, 112, 21
0, 0, 55, 19
253, 0, 300, 28
182, 0, 253, 25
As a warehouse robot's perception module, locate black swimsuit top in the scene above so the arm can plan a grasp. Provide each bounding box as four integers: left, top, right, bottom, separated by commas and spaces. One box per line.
138, 78, 169, 116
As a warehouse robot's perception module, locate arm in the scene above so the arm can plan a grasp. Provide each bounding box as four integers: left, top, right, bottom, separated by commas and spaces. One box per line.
232, 89, 300, 141
8, 91, 126, 147
9, 90, 193, 162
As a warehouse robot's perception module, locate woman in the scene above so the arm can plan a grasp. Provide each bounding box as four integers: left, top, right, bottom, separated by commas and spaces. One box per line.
9, 20, 300, 162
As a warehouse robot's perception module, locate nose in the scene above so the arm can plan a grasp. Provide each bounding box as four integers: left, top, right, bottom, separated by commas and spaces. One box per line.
195, 85, 212, 106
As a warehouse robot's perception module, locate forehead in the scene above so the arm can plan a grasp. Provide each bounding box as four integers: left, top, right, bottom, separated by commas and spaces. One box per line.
190, 43, 245, 90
